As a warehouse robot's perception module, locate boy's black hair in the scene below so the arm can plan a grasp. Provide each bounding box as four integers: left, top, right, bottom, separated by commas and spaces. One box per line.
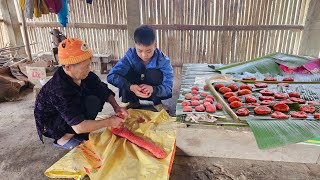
134, 25, 156, 46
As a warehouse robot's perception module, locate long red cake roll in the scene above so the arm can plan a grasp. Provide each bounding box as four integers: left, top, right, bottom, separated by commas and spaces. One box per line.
111, 128, 167, 159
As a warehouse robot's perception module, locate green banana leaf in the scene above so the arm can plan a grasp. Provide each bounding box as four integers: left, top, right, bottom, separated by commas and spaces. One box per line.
302, 137, 320, 146
214, 53, 312, 74
247, 119, 320, 149
272, 53, 310, 68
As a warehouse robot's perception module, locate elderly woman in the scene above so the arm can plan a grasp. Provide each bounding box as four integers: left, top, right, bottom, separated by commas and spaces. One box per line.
34, 38, 129, 150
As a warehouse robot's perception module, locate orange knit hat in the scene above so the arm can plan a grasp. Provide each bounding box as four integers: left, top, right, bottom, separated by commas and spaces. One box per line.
58, 38, 93, 65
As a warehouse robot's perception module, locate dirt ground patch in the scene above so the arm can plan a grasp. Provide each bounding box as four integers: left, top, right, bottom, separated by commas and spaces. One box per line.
0, 76, 319, 180
171, 156, 320, 180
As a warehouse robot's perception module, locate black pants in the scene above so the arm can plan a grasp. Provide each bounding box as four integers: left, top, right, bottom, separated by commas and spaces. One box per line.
121, 68, 170, 105
65, 95, 102, 140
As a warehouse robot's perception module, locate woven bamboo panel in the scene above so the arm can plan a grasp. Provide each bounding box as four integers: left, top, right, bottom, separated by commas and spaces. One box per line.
10, 0, 312, 67
141, 0, 311, 65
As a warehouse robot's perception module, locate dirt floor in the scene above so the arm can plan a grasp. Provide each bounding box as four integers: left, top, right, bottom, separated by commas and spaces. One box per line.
0, 76, 320, 180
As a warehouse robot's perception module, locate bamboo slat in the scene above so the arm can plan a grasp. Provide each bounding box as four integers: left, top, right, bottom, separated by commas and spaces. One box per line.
0, 22, 9, 47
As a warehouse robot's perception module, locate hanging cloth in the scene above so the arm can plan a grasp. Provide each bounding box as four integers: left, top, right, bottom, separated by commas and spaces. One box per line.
58, 0, 68, 27
19, 0, 34, 19
19, 0, 25, 9
34, 0, 50, 18
45, 0, 63, 14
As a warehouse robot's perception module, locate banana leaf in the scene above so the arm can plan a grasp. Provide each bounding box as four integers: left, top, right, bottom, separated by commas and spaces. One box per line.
302, 137, 320, 146
247, 119, 320, 149
214, 53, 312, 74
272, 53, 310, 68
211, 78, 320, 149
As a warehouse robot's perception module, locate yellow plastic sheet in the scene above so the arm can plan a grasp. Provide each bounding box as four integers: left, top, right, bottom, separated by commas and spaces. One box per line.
45, 109, 176, 180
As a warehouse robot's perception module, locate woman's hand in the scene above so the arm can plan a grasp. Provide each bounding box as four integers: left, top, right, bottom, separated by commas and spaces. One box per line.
107, 116, 125, 128
115, 106, 130, 119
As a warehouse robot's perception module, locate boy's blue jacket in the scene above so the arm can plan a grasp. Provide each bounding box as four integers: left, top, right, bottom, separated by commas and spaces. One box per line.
107, 48, 173, 98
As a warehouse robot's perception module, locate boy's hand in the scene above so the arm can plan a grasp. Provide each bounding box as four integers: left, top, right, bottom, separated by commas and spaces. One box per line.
115, 107, 131, 119
107, 116, 125, 128
139, 84, 153, 96
130, 84, 150, 98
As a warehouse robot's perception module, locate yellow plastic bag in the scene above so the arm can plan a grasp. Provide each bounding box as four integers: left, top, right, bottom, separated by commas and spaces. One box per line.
45, 109, 176, 180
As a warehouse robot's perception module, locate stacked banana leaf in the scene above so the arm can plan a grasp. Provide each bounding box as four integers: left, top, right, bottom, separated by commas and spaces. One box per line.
210, 53, 320, 149
211, 53, 314, 75
177, 53, 320, 149
208, 74, 320, 149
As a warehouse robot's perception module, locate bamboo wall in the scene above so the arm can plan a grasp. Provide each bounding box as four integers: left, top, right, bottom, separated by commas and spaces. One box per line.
2, 0, 313, 68
141, 0, 310, 65
0, 21, 10, 48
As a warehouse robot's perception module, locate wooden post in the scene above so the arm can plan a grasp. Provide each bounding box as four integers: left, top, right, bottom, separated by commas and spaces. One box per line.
126, 0, 141, 47
0, 0, 25, 54
19, 6, 33, 62
299, 0, 320, 57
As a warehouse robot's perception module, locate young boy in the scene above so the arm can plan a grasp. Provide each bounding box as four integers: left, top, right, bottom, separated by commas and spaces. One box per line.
107, 25, 173, 108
